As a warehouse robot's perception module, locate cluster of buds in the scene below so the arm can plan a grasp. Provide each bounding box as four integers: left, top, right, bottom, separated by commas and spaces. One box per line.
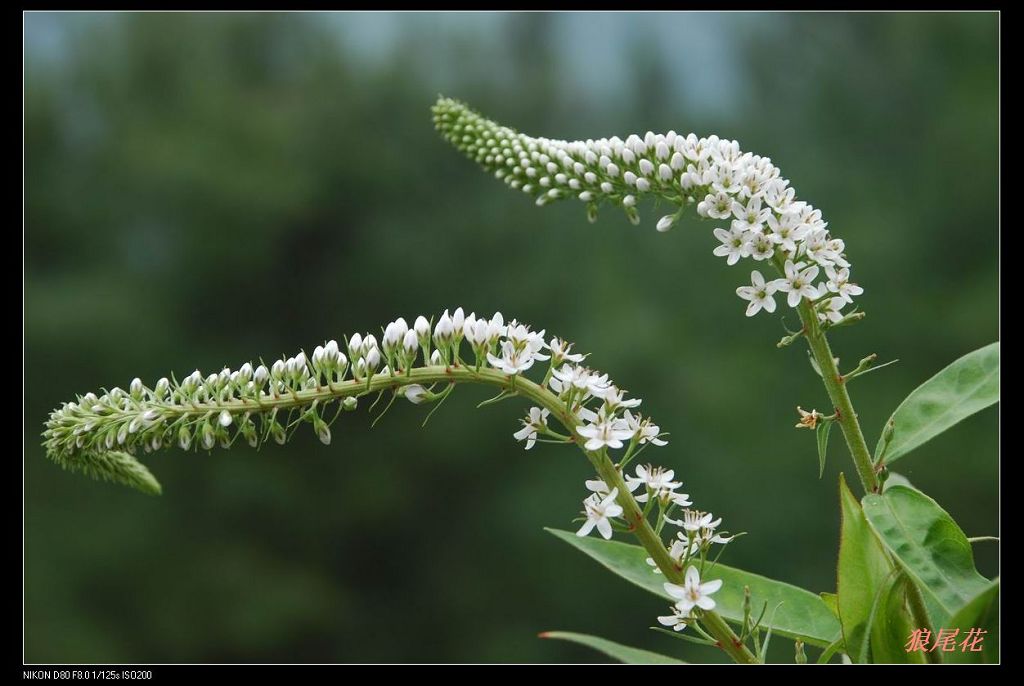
434, 97, 863, 324
43, 308, 666, 496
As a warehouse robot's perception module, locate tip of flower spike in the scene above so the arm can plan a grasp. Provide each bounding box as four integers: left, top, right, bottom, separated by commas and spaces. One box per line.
49, 449, 162, 496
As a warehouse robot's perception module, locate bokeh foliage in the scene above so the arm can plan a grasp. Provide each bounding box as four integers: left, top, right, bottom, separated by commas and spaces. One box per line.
25, 12, 997, 663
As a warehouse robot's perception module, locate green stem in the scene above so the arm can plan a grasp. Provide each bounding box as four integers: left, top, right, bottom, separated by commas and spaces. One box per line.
903, 577, 941, 664
588, 450, 760, 664
794, 301, 879, 494
100, 363, 758, 662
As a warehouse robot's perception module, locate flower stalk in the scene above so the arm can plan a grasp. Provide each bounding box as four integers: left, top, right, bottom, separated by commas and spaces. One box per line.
794, 299, 879, 494
587, 449, 759, 664
45, 308, 756, 663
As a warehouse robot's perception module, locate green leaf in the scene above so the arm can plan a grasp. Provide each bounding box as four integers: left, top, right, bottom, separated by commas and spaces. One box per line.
875, 342, 999, 464
819, 592, 838, 619
869, 575, 926, 664
861, 485, 990, 625
837, 474, 894, 663
546, 528, 841, 648
540, 631, 685, 664
817, 420, 832, 478
882, 471, 916, 492
944, 578, 999, 664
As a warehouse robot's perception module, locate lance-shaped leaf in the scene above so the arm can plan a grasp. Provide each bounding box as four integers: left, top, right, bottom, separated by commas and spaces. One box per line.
817, 420, 832, 478
837, 474, 894, 663
868, 575, 926, 664
540, 631, 685, 664
546, 528, 841, 648
861, 485, 990, 626
943, 578, 999, 664
875, 342, 999, 464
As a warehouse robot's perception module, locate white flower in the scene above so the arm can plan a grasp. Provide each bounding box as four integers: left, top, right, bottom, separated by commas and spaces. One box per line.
626, 464, 688, 504
656, 214, 677, 232
402, 329, 419, 356
576, 488, 623, 540
451, 307, 466, 336
403, 384, 429, 404
667, 509, 722, 533
550, 364, 612, 400
712, 225, 750, 266
817, 296, 846, 325
664, 566, 723, 613
383, 317, 409, 355
825, 266, 863, 304
487, 341, 538, 374
577, 411, 635, 451
486, 312, 506, 344
347, 333, 364, 360
731, 197, 769, 232
736, 270, 779, 316
548, 337, 585, 365
602, 386, 642, 411
689, 527, 735, 549
747, 232, 775, 261
435, 98, 864, 304
414, 315, 431, 346
657, 605, 690, 632
512, 407, 549, 450
774, 259, 820, 308
623, 410, 667, 446
766, 212, 809, 254
433, 310, 455, 345
646, 538, 690, 574
698, 191, 734, 219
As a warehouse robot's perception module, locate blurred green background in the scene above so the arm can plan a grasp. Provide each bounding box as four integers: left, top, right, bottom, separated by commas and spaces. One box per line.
24, 12, 998, 664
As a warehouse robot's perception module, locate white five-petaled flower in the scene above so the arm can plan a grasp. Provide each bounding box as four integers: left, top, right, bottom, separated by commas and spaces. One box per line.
712, 225, 750, 266
736, 270, 778, 317
698, 191, 734, 219
825, 266, 863, 304
548, 337, 585, 365
817, 296, 846, 325
512, 407, 550, 450
623, 410, 667, 446
577, 411, 636, 451
626, 464, 686, 503
657, 605, 691, 632
688, 527, 735, 549
664, 566, 723, 613
577, 488, 623, 540
774, 259, 820, 307
550, 364, 613, 400
731, 196, 770, 232
602, 385, 642, 411
667, 509, 722, 533
766, 212, 809, 254
488, 320, 550, 374
487, 341, 538, 374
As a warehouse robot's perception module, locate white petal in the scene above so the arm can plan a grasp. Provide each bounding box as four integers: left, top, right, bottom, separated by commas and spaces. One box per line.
663, 583, 686, 600
685, 566, 700, 586
695, 596, 716, 610
700, 579, 723, 594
